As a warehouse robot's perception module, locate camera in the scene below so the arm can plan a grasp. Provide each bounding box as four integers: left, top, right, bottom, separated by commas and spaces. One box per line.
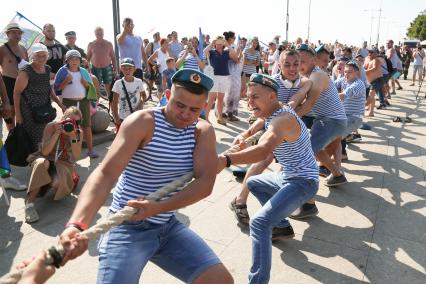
60, 118, 78, 133
187, 42, 193, 50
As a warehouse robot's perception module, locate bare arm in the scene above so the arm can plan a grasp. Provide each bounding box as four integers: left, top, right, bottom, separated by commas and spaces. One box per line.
111, 92, 120, 124
148, 50, 158, 65
65, 110, 154, 225
107, 42, 118, 74
13, 70, 29, 123
288, 78, 313, 109
223, 114, 299, 166
86, 43, 92, 63
116, 31, 127, 45
294, 72, 328, 117
141, 43, 148, 67
50, 89, 66, 111
175, 49, 189, 68
0, 76, 10, 106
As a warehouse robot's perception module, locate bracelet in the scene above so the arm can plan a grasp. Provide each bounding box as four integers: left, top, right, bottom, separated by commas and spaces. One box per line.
224, 154, 232, 168
65, 221, 88, 232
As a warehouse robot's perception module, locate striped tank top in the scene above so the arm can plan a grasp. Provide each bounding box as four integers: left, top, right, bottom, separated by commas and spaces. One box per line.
273, 73, 301, 104
110, 108, 196, 224
310, 66, 347, 120
265, 106, 319, 181
334, 77, 366, 116
179, 50, 200, 71
242, 49, 260, 75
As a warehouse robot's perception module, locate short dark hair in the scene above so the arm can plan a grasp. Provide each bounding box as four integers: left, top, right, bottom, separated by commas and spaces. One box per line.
223, 31, 235, 41
123, 17, 133, 24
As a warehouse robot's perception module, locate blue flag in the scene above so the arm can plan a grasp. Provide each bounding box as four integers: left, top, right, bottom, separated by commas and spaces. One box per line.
198, 27, 204, 60
0, 140, 11, 178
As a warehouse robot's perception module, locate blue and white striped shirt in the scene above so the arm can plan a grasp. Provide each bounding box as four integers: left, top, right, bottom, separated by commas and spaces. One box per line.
110, 108, 196, 224
265, 106, 319, 181
179, 50, 200, 71
311, 66, 347, 120
242, 49, 260, 75
273, 73, 300, 104
334, 78, 366, 116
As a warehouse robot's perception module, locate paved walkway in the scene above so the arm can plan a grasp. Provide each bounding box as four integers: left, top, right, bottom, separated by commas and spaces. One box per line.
1, 78, 425, 283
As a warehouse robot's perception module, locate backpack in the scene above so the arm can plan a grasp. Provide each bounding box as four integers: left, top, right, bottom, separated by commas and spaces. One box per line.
384, 57, 394, 74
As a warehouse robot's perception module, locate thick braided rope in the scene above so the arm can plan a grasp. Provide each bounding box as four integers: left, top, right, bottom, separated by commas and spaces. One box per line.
0, 131, 263, 284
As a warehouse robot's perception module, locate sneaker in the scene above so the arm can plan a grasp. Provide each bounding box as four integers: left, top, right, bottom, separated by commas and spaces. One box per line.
290, 203, 319, 220
1, 177, 27, 191
377, 104, 386, 110
87, 149, 99, 159
319, 166, 331, 177
25, 203, 39, 223
272, 225, 295, 241
384, 100, 391, 106
359, 123, 371, 130
325, 174, 348, 187
397, 87, 403, 90
227, 113, 239, 122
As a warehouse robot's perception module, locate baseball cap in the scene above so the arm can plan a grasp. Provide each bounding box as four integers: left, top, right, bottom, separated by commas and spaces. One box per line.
65, 31, 76, 37
65, 50, 82, 61
5, 22, 23, 33
120, 57, 135, 66
30, 43, 48, 54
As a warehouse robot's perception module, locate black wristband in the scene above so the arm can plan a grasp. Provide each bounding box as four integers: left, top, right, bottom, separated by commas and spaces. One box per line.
224, 154, 232, 168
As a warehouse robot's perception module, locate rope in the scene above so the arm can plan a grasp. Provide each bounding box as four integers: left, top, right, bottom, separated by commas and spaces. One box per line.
0, 131, 264, 284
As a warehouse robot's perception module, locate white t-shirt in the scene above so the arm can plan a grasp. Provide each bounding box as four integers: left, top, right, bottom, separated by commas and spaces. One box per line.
414, 51, 424, 66
112, 77, 144, 119
62, 71, 86, 99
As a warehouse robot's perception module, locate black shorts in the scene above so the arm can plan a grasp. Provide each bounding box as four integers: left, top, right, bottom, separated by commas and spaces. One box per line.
2, 75, 16, 105
366, 87, 370, 99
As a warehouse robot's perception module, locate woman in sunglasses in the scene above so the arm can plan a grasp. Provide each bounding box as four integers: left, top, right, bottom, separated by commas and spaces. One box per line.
24, 106, 83, 223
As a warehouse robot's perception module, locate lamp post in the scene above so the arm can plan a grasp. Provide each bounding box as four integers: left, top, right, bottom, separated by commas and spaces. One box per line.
307, 0, 312, 42
376, 0, 383, 46
285, 0, 289, 42
112, 0, 121, 67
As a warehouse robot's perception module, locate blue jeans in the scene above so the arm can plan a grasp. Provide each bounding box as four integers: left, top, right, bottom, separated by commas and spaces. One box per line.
97, 215, 221, 284
370, 77, 385, 104
246, 172, 319, 284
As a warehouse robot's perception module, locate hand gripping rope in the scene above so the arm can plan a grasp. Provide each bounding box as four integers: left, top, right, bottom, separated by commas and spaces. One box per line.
0, 130, 264, 284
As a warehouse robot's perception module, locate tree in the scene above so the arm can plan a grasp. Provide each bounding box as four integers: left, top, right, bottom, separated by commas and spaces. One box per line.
407, 10, 426, 40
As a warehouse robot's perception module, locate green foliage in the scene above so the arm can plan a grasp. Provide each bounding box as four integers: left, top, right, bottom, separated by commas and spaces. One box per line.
407, 10, 426, 40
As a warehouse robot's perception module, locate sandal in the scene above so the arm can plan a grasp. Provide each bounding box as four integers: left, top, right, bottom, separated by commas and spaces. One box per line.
229, 198, 250, 225
393, 117, 402, 122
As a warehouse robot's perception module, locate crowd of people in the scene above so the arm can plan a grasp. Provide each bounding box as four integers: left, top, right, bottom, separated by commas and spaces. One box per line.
0, 16, 425, 284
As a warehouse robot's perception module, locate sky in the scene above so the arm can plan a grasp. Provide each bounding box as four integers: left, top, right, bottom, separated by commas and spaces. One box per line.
1, 0, 425, 49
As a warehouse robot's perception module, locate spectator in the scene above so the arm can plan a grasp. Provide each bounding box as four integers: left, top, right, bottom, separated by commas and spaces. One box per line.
168, 31, 183, 60
111, 58, 146, 130
148, 38, 170, 94
0, 22, 28, 129
402, 45, 413, 80
240, 37, 261, 98
265, 42, 279, 75
64, 31, 86, 59
87, 27, 118, 102
410, 44, 425, 86
162, 57, 177, 91
176, 37, 205, 71
204, 36, 239, 125
14, 43, 65, 152
116, 17, 148, 80
54, 50, 98, 158
25, 107, 83, 223
41, 23, 68, 75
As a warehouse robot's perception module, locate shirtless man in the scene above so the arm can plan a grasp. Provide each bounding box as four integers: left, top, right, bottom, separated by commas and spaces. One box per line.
87, 27, 118, 100
364, 48, 384, 116
0, 23, 28, 129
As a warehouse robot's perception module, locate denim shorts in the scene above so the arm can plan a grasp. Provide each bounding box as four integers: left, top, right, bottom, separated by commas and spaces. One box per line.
342, 115, 363, 137
97, 215, 221, 284
370, 77, 384, 93
310, 117, 347, 154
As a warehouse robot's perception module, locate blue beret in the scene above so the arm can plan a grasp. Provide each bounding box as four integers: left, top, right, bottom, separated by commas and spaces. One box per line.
315, 44, 329, 54
171, 69, 214, 93
296, 43, 316, 56
249, 73, 279, 92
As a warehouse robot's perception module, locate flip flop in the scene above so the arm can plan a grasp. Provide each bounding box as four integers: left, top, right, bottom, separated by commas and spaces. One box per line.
393, 117, 402, 122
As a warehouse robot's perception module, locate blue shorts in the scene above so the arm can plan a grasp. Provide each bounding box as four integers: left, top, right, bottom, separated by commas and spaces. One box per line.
310, 117, 347, 154
97, 215, 221, 284
342, 115, 363, 137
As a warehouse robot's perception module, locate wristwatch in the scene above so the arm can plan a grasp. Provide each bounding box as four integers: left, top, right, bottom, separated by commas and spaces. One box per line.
71, 139, 78, 144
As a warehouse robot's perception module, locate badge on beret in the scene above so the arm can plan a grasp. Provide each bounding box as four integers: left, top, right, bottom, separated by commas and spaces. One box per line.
190, 73, 201, 84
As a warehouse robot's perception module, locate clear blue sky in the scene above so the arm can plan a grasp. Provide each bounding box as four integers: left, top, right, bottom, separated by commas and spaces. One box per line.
1, 0, 425, 49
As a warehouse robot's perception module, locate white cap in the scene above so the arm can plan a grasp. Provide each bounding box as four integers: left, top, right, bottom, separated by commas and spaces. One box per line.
30, 43, 48, 54
65, 50, 81, 61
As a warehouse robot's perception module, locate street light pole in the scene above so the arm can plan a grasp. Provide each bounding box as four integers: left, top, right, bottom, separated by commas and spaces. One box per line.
307, 0, 312, 42
376, 0, 383, 46
112, 0, 121, 67
286, 0, 289, 42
